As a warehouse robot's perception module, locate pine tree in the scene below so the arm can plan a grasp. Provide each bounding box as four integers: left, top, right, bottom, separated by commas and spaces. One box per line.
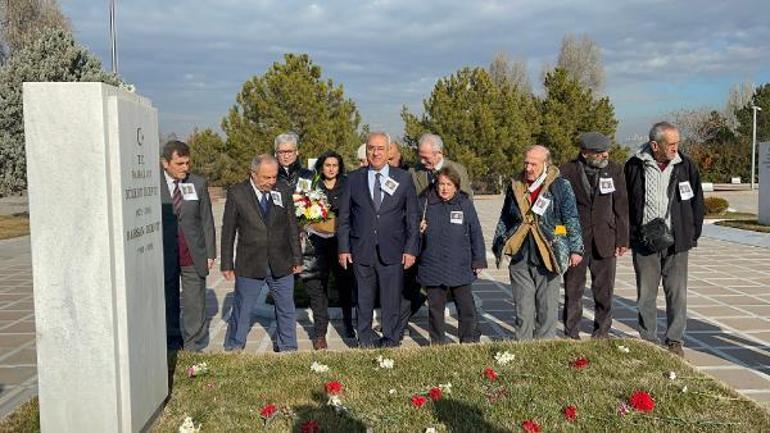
402, 67, 539, 192
538, 68, 622, 166
0, 28, 119, 195
221, 53, 362, 175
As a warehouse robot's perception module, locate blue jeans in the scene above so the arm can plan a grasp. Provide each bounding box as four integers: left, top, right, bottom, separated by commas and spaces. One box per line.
224, 270, 297, 351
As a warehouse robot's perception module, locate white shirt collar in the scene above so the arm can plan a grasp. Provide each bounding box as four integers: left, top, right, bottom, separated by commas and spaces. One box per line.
369, 164, 390, 177
164, 170, 178, 194
250, 178, 269, 200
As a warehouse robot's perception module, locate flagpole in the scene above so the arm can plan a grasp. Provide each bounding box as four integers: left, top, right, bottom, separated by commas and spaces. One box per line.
109, 0, 118, 74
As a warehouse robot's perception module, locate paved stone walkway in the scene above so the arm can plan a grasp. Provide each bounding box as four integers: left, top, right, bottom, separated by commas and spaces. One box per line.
2, 194, 770, 419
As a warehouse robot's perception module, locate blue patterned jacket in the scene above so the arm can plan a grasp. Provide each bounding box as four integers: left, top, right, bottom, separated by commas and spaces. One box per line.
492, 166, 584, 275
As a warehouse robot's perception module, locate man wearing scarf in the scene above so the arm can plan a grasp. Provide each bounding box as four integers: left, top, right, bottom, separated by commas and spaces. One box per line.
560, 132, 629, 340
493, 145, 584, 340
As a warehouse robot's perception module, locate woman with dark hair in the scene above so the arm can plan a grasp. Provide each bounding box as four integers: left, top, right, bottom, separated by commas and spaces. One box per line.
417, 165, 487, 344
301, 150, 356, 349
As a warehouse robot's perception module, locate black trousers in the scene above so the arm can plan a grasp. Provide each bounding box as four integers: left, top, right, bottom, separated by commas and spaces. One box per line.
562, 242, 617, 338
395, 266, 425, 339
426, 284, 479, 344
354, 251, 403, 347
303, 235, 356, 338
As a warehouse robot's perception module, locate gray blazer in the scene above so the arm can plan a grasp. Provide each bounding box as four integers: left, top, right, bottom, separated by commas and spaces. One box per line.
410, 158, 473, 198
160, 172, 217, 278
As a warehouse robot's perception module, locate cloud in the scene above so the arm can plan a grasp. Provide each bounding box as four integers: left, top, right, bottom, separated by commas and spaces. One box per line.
60, 0, 770, 140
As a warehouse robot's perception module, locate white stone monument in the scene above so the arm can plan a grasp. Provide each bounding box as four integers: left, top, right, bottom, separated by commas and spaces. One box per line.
759, 142, 770, 225
23, 82, 168, 432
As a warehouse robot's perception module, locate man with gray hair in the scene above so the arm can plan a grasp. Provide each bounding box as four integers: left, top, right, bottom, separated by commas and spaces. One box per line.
274, 132, 313, 190
338, 131, 420, 348
625, 121, 704, 356
220, 154, 302, 352
492, 145, 583, 340
356, 143, 368, 168
411, 133, 472, 197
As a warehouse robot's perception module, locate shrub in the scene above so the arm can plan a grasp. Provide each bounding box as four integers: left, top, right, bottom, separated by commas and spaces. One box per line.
704, 196, 729, 215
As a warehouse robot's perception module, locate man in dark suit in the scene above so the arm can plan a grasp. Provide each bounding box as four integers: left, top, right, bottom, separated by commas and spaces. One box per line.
338, 132, 420, 348
220, 154, 303, 352
560, 132, 629, 339
160, 140, 217, 352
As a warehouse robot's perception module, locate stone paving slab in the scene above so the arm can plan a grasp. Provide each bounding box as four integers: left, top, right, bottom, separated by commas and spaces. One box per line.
2, 195, 770, 419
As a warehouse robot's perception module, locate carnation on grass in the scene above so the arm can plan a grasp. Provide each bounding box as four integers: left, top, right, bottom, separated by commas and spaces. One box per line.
186, 362, 209, 378
428, 387, 443, 401
484, 367, 499, 381
569, 356, 590, 369
259, 403, 277, 420
494, 350, 516, 366
310, 361, 330, 373
521, 419, 541, 432
376, 355, 395, 369
324, 380, 343, 395
411, 394, 428, 408
629, 390, 656, 413
300, 420, 320, 433
178, 416, 200, 433
563, 405, 577, 422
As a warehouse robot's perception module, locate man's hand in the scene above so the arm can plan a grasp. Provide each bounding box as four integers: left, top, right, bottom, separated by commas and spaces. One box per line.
338, 253, 353, 270
615, 246, 628, 257
568, 253, 583, 268
292, 265, 303, 274
222, 270, 235, 281
402, 253, 416, 269
207, 258, 215, 269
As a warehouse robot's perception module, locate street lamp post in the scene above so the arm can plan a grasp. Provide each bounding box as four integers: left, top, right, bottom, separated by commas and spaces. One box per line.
752, 105, 762, 190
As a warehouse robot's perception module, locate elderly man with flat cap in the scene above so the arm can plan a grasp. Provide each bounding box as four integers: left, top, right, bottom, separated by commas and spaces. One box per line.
560, 132, 629, 339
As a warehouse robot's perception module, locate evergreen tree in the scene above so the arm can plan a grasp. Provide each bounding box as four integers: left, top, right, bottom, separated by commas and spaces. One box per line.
0, 28, 119, 195
221, 53, 362, 175
538, 68, 623, 166
402, 67, 539, 193
735, 83, 770, 142
187, 128, 244, 187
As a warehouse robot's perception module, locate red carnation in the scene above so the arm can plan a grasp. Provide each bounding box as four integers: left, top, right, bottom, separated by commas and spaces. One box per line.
570, 356, 590, 369
324, 380, 343, 395
484, 367, 498, 381
628, 390, 655, 413
563, 405, 577, 422
521, 419, 541, 432
300, 420, 320, 433
411, 394, 428, 408
428, 387, 443, 401
259, 403, 277, 419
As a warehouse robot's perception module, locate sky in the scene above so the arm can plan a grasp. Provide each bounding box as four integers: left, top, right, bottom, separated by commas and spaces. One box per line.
60, 0, 770, 144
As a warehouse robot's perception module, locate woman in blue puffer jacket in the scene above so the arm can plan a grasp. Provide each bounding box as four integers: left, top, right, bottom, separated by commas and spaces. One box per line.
418, 166, 487, 344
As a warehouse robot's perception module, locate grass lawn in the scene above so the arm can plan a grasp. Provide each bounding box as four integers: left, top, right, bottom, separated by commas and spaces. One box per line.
0, 214, 29, 240
3, 339, 769, 432
715, 219, 770, 233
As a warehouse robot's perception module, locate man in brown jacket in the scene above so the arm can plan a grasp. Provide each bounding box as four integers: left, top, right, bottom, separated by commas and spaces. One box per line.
560, 132, 629, 339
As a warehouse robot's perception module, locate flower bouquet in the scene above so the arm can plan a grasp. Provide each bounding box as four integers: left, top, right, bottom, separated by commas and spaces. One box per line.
293, 177, 335, 235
